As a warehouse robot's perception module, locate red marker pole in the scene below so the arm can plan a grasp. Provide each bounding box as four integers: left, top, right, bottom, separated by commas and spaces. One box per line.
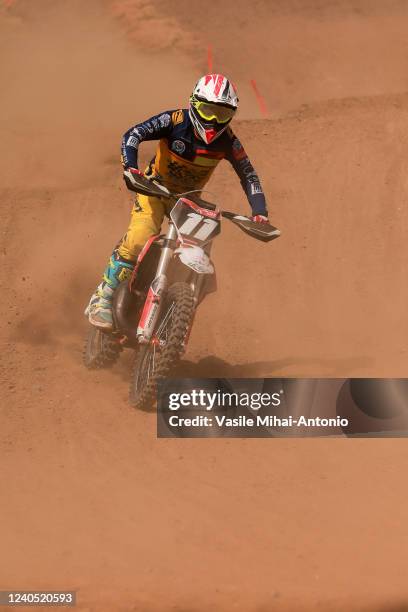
207, 45, 213, 73
250, 79, 268, 118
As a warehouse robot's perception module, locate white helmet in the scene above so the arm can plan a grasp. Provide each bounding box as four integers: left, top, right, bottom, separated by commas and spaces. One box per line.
189, 74, 239, 144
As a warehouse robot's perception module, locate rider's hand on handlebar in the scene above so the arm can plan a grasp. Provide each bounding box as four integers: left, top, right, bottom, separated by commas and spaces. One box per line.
123, 166, 171, 198
251, 214, 269, 224
123, 167, 144, 191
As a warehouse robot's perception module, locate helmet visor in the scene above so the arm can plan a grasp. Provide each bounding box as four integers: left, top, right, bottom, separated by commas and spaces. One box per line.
192, 100, 235, 124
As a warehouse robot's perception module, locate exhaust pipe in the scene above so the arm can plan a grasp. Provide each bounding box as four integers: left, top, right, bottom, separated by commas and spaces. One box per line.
112, 281, 135, 338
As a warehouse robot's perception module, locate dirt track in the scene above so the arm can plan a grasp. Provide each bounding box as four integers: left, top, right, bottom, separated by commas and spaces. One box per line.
2, 1, 408, 610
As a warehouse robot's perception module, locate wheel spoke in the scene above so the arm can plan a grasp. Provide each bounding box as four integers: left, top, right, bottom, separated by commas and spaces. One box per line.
156, 302, 176, 344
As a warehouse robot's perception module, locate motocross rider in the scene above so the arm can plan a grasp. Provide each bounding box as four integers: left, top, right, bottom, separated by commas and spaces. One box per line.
86, 74, 269, 329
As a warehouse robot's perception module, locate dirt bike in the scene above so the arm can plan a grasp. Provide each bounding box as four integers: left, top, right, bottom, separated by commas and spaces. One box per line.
83, 173, 280, 410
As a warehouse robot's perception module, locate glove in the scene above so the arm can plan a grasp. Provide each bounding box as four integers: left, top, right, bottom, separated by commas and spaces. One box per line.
251, 214, 269, 224
123, 167, 144, 191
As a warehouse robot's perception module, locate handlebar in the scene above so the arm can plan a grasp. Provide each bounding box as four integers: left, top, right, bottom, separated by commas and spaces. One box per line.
123, 170, 281, 243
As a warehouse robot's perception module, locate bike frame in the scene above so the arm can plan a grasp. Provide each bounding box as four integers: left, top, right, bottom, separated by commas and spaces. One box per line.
136, 198, 219, 344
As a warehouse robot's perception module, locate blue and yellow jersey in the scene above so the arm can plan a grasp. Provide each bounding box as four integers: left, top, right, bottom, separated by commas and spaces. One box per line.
121, 109, 267, 216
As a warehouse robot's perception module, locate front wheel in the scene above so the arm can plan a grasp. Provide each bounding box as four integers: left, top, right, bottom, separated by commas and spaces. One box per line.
129, 282, 194, 410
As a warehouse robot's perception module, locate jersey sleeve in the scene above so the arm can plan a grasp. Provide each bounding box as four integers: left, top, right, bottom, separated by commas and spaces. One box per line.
121, 111, 174, 168
225, 129, 268, 216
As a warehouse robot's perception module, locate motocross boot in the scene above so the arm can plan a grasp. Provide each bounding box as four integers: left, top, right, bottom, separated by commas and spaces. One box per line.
85, 250, 134, 330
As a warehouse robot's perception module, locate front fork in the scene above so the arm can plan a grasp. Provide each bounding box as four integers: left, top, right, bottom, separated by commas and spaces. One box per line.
136, 224, 177, 343
190, 274, 205, 306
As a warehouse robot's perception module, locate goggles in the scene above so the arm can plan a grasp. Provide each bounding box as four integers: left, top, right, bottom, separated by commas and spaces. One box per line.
191, 99, 235, 124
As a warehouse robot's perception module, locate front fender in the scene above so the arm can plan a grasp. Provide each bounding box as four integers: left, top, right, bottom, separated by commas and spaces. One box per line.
175, 245, 214, 274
